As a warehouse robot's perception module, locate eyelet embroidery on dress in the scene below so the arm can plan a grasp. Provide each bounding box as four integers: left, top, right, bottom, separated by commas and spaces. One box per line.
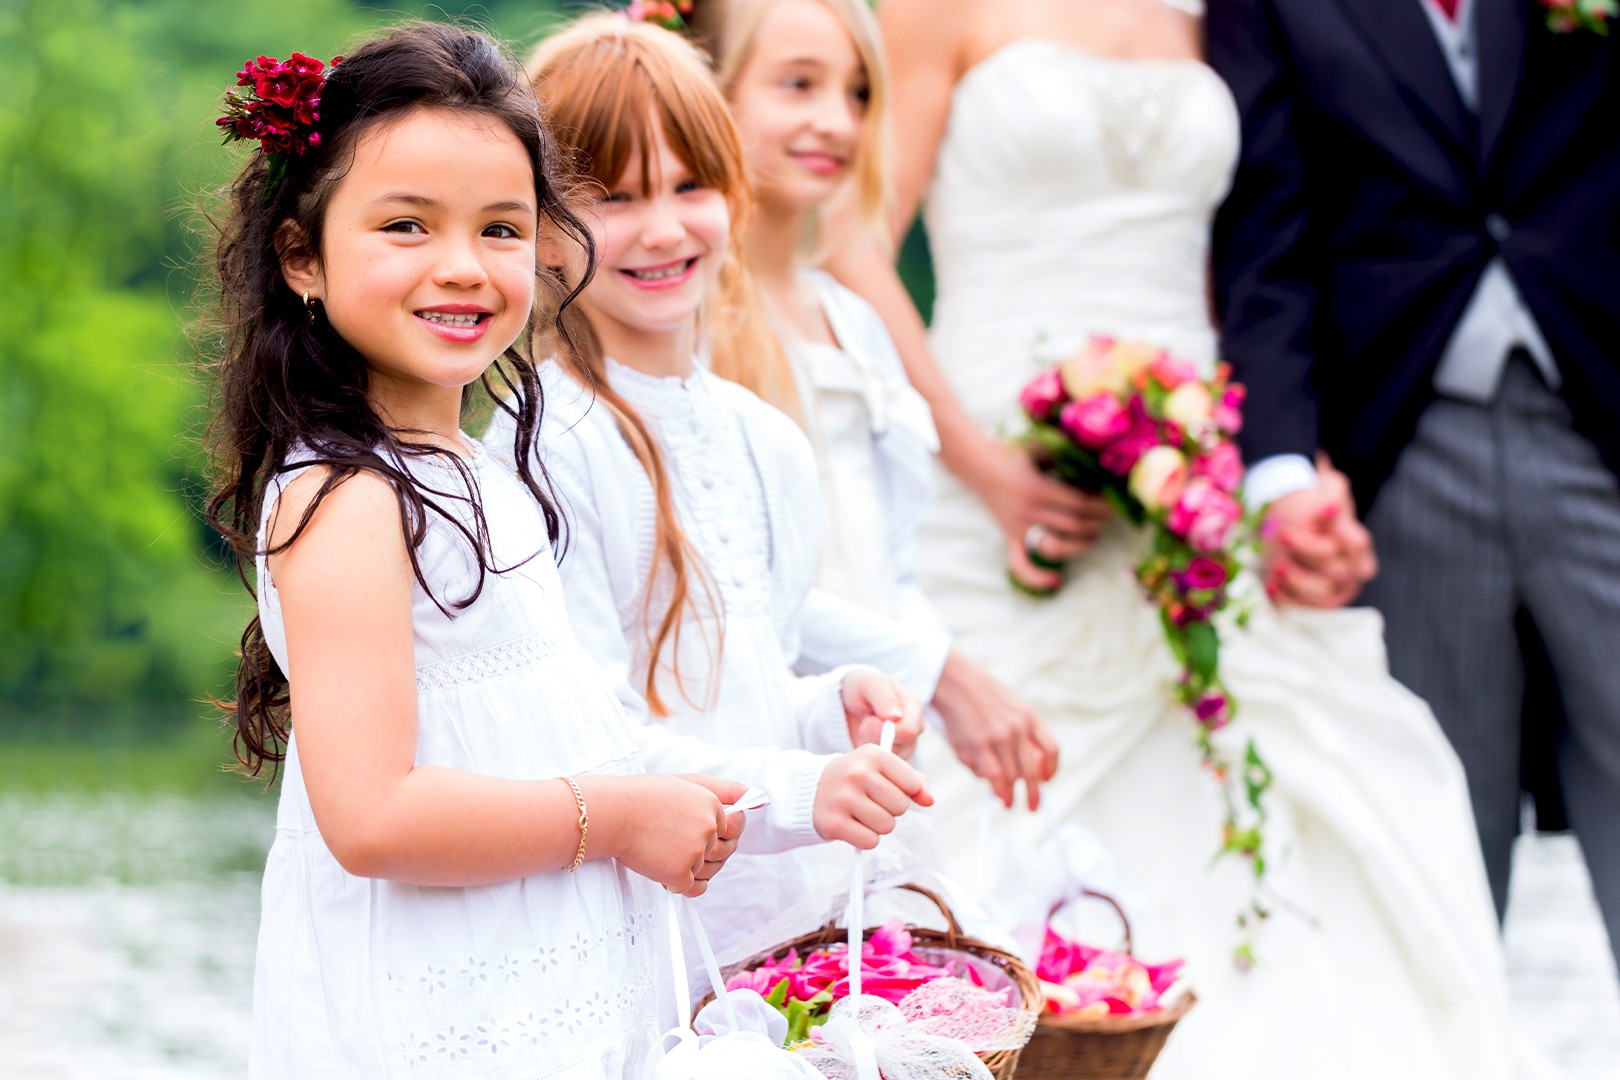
388, 906, 660, 1075
416, 631, 566, 691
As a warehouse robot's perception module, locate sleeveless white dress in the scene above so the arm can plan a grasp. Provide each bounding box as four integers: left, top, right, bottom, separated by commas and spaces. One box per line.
250, 444, 664, 1079
912, 38, 1541, 1078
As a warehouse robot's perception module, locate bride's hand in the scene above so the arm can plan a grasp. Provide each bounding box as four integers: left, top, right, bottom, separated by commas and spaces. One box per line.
960, 437, 1110, 588
932, 650, 1059, 810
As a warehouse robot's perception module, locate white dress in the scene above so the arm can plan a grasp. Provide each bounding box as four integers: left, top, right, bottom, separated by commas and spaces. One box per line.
911, 37, 1541, 1078
521, 361, 866, 971
250, 443, 663, 1079
791, 269, 953, 702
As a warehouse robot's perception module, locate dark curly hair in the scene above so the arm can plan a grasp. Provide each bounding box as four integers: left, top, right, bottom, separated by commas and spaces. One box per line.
203, 21, 595, 778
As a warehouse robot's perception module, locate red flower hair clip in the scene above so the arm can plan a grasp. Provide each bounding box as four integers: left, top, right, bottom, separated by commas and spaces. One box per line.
216, 53, 342, 193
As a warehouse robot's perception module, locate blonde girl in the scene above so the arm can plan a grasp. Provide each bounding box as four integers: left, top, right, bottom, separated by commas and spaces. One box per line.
688, 0, 1060, 809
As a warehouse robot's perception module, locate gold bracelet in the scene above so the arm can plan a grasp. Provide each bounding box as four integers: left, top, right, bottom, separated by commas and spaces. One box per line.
562, 776, 588, 873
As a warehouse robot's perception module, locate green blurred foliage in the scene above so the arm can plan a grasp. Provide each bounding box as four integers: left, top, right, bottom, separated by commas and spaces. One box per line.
0, 0, 564, 733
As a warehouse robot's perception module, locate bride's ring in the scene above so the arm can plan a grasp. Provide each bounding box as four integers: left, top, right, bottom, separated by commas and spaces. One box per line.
1024, 524, 1065, 571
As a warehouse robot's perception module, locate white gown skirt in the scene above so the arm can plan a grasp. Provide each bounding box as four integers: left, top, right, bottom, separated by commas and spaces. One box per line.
913, 480, 1545, 1079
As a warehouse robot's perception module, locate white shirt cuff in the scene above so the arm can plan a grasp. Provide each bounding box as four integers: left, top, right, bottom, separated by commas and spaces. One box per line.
1244, 453, 1317, 511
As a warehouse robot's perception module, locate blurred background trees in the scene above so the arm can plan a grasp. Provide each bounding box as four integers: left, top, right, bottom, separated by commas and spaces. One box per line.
0, 0, 932, 752
0, 0, 570, 745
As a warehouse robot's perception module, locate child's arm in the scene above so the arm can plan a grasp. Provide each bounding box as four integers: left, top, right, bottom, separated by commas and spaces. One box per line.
798, 586, 950, 704
539, 422, 934, 854
269, 468, 743, 893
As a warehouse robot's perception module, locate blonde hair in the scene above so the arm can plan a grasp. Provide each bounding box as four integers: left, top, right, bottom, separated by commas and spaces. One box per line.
529, 14, 781, 716
686, 0, 892, 417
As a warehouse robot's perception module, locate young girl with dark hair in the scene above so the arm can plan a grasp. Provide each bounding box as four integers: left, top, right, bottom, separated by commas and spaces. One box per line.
201, 21, 810, 1076
489, 15, 934, 973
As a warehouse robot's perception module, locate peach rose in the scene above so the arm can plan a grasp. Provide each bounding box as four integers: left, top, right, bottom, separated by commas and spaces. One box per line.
1128, 445, 1188, 510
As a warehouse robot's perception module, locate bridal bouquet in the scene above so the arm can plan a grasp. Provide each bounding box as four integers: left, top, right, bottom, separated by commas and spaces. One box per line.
1016, 338, 1274, 954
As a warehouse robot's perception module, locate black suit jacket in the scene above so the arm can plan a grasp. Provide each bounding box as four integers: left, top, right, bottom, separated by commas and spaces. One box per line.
1208, 0, 1620, 510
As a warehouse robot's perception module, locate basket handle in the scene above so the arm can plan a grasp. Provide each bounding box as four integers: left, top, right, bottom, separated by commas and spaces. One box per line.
894, 881, 965, 948
1048, 888, 1134, 956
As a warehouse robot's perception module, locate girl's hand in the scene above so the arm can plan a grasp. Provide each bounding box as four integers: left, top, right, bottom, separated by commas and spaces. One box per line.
842, 669, 925, 759
614, 774, 747, 897
964, 437, 1111, 590
932, 650, 1060, 810
812, 746, 933, 850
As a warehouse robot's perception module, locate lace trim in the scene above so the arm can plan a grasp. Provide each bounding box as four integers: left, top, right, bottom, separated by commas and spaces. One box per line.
389, 907, 661, 1075
416, 632, 566, 691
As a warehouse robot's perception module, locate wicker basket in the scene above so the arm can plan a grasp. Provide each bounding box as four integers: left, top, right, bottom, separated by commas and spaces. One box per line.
697, 883, 1042, 1079
1016, 890, 1195, 1080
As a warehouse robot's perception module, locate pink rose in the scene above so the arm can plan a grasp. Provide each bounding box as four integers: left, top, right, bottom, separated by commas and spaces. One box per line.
1213, 386, 1245, 435
1020, 368, 1068, 420
1098, 400, 1160, 474
1195, 693, 1231, 730
1098, 430, 1156, 475
1191, 441, 1244, 494
1168, 477, 1243, 553
1150, 354, 1200, 390
1173, 556, 1229, 592
1060, 393, 1131, 448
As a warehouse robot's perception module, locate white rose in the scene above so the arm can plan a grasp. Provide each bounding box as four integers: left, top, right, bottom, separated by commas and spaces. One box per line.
1163, 382, 1214, 429
1128, 445, 1188, 510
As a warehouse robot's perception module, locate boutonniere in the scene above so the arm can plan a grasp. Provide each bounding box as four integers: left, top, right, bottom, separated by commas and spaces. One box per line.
1537, 0, 1615, 34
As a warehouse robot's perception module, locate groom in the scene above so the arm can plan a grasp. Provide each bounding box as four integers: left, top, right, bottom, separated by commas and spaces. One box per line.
1207, 0, 1620, 967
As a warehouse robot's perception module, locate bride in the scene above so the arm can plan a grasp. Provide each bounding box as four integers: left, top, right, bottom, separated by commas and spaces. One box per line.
829, 0, 1540, 1075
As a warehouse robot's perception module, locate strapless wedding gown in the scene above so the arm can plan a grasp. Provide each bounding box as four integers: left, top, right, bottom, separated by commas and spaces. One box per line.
913, 38, 1541, 1078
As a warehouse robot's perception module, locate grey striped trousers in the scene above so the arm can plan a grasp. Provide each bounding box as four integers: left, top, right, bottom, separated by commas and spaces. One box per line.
1361, 357, 1620, 972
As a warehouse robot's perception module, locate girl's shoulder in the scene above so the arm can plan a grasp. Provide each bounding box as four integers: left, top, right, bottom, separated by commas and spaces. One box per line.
797, 268, 905, 377
260, 447, 389, 544
529, 362, 641, 490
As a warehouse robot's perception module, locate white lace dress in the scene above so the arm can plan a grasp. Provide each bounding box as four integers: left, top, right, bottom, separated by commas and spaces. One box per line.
910, 36, 1542, 1078
523, 361, 869, 972
249, 443, 664, 1079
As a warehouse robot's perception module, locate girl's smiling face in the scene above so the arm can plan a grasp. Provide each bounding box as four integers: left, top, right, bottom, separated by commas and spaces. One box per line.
281, 106, 537, 425
728, 0, 869, 214
577, 121, 731, 364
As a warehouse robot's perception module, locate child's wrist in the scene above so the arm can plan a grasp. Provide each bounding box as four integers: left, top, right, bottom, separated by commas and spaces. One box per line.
571, 775, 630, 862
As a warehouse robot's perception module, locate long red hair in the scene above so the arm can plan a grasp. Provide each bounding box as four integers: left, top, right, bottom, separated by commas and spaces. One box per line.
528, 16, 776, 715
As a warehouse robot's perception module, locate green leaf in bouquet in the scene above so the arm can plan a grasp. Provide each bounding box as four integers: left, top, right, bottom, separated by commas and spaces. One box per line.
1185, 620, 1219, 681
1160, 609, 1189, 665
1103, 483, 1146, 526
765, 977, 791, 1009
1243, 740, 1274, 813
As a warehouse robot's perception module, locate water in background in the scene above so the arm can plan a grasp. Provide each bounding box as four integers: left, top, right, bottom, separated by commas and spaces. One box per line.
0, 792, 272, 1078
0, 788, 1615, 1077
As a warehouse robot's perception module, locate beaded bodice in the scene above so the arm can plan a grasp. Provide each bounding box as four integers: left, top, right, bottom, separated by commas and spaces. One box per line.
924, 39, 1240, 424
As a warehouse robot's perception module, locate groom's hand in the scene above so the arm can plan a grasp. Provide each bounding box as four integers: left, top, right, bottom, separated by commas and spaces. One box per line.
1263, 464, 1377, 609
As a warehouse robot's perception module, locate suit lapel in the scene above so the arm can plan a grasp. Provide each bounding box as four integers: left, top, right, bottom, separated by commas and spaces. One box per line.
1475, 0, 1528, 168
1327, 0, 1475, 157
